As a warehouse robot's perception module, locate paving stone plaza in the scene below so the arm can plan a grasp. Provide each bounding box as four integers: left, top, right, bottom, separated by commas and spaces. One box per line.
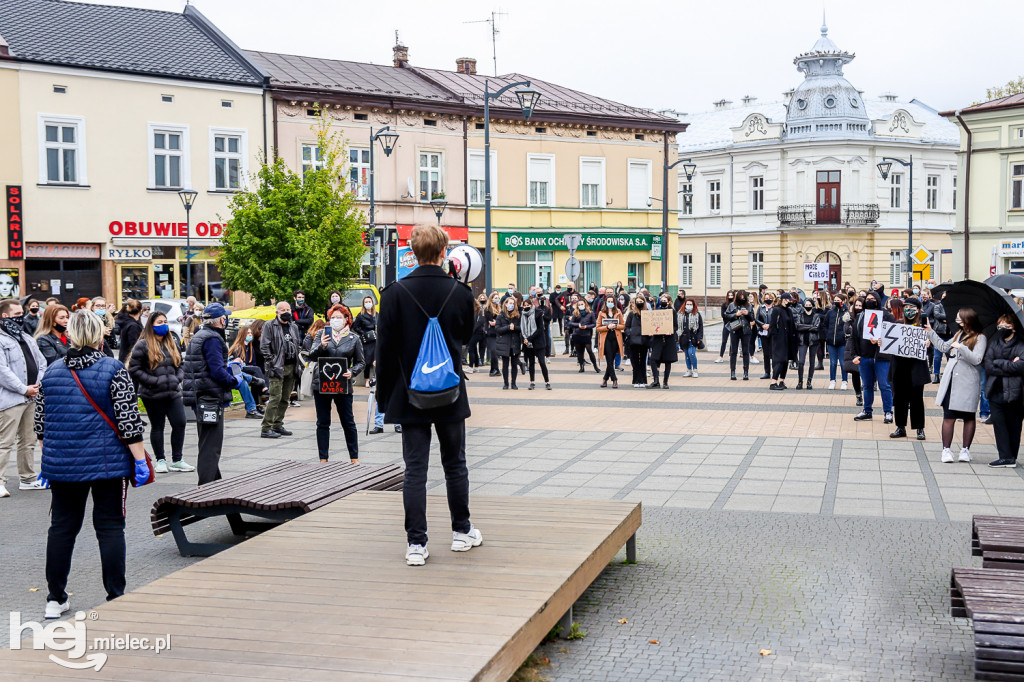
2, 337, 1016, 679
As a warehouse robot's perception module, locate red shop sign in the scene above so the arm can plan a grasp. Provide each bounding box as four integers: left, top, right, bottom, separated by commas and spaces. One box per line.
5, 186, 24, 259
108, 220, 224, 238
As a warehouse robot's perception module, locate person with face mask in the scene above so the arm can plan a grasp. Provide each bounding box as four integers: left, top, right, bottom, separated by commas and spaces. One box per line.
851, 291, 895, 422
520, 295, 552, 390
678, 299, 703, 378
648, 295, 679, 389
485, 293, 502, 376
929, 290, 952, 384
823, 294, 849, 390
844, 297, 864, 406
494, 296, 523, 389
468, 296, 489, 372
259, 301, 302, 439
352, 296, 378, 387
22, 299, 40, 337
887, 298, 930, 440
287, 290, 313, 338
116, 299, 143, 365
724, 290, 755, 381
768, 294, 795, 390
500, 283, 523, 309
926, 306, 985, 461
982, 315, 1024, 467
325, 291, 343, 319
715, 291, 735, 364
0, 298, 47, 498
568, 300, 599, 373
34, 304, 70, 368
755, 293, 775, 380
308, 305, 365, 463
625, 296, 650, 386
596, 296, 625, 388
792, 298, 822, 390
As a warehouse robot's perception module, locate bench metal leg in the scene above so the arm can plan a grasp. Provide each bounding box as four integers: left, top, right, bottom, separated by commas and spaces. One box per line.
626, 533, 637, 563
167, 508, 233, 558
558, 605, 573, 639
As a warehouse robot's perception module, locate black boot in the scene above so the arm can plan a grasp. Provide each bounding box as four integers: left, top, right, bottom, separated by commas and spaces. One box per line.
856, 395, 863, 406
889, 427, 906, 438
795, 380, 803, 390
743, 372, 749, 380
578, 365, 585, 373
730, 372, 737, 381
916, 429, 926, 440
806, 380, 813, 391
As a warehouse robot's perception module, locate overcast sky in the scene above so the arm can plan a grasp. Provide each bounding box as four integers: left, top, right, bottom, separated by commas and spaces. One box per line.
85, 0, 1018, 115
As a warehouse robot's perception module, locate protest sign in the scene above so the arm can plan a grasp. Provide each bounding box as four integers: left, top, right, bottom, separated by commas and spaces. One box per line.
641, 309, 674, 336
879, 322, 929, 361
861, 310, 883, 342
318, 357, 351, 394
804, 262, 829, 282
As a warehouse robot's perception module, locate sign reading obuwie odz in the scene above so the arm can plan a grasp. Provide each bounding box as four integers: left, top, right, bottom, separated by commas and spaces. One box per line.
498, 232, 656, 251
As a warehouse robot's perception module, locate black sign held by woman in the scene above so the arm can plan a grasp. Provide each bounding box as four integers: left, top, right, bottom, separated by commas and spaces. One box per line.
318, 358, 350, 394
5, 186, 24, 259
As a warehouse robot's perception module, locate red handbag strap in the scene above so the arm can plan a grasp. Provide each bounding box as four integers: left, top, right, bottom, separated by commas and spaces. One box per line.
69, 369, 123, 442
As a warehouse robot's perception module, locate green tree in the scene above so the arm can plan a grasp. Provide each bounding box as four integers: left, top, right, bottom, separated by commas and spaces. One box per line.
217, 111, 366, 314
983, 76, 1024, 102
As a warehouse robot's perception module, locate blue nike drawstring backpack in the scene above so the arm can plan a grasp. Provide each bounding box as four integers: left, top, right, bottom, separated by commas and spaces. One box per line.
398, 280, 462, 409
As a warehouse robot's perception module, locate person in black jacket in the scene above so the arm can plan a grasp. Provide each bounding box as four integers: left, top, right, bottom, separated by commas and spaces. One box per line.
715, 290, 735, 363
569, 300, 599, 373
648, 294, 679, 389
851, 290, 895, 422
768, 293, 795, 390
755, 293, 774, 379
844, 297, 864, 406
468, 295, 488, 370
724, 290, 754, 381
35, 304, 70, 368
308, 305, 365, 463
116, 299, 143, 365
625, 297, 649, 387
930, 291, 952, 383
484, 293, 501, 376
495, 298, 523, 390
520, 295, 551, 390
823, 293, 848, 390
984, 315, 1024, 467
352, 295, 378, 387
375, 224, 479, 567
889, 298, 930, 439
290, 290, 315, 337
549, 285, 565, 338
22, 299, 40, 337
794, 298, 822, 390
678, 299, 703, 378
128, 311, 191, 474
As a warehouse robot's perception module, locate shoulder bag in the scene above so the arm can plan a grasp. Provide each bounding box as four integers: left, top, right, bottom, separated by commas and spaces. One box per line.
69, 369, 154, 487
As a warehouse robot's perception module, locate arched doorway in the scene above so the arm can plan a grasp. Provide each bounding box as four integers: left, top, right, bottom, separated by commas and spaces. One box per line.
814, 251, 842, 294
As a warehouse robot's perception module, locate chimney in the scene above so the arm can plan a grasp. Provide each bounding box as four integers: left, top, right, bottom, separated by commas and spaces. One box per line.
742, 95, 757, 107
393, 43, 408, 68
455, 57, 477, 75
713, 99, 733, 110
0, 34, 10, 58
881, 92, 898, 102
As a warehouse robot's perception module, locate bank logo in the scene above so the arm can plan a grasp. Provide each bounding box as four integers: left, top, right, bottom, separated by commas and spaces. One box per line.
506, 235, 524, 249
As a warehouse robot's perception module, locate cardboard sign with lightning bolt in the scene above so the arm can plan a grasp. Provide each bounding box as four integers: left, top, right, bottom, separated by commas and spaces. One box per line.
861, 311, 882, 342
640, 309, 674, 336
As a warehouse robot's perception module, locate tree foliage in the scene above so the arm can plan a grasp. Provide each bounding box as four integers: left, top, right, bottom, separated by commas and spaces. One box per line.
984, 76, 1024, 102
217, 111, 366, 313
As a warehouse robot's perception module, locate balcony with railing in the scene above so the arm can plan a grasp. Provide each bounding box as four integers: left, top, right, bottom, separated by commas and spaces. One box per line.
777, 203, 880, 226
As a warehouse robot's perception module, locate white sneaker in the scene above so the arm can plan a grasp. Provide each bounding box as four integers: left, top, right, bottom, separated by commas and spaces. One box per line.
0, 484, 9, 498
692, 371, 699, 378
959, 447, 972, 463
154, 460, 169, 474
168, 460, 195, 473
841, 381, 848, 390
828, 381, 836, 390
681, 370, 692, 378
405, 544, 429, 566
941, 448, 954, 463
750, 355, 760, 364
19, 479, 47, 491
452, 526, 483, 552
714, 357, 725, 364
44, 600, 69, 619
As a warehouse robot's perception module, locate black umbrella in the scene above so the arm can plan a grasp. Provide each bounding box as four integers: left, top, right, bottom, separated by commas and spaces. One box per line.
985, 273, 1024, 291
941, 280, 1024, 337
930, 283, 952, 301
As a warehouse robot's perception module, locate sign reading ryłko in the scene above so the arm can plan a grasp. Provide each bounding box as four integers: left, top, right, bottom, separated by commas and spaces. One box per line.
108, 220, 224, 238
497, 232, 657, 251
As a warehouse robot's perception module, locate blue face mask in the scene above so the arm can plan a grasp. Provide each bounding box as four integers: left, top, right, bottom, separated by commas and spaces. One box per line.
245, 335, 254, 344
94, 309, 106, 316
153, 324, 169, 337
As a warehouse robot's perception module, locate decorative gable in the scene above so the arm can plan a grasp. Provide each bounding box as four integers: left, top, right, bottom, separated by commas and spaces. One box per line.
872, 109, 925, 140
731, 113, 784, 144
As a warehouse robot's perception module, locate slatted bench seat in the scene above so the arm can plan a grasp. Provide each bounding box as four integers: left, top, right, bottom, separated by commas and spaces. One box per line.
951, 566, 1024, 680
974, 516, 1024, 570
151, 460, 404, 557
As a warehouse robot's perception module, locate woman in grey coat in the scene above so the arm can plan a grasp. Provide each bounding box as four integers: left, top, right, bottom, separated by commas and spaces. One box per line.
927, 307, 986, 464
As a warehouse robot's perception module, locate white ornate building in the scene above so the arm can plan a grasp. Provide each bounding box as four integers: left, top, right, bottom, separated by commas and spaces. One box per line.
675, 20, 959, 299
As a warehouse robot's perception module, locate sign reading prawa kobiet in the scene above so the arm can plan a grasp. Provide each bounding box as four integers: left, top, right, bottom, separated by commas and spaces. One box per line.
498, 232, 657, 251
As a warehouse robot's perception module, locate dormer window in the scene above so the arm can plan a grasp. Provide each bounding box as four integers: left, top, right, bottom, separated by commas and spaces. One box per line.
824, 95, 837, 108
796, 99, 808, 110
850, 96, 860, 108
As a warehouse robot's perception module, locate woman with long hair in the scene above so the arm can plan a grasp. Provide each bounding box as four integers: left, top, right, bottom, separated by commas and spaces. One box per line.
494, 295, 523, 390
648, 293, 679, 389
116, 299, 143, 364
794, 296, 822, 390
983, 314, 1024, 467
889, 297, 931, 440
678, 297, 704, 378
520, 294, 551, 390
844, 297, 865, 406
928, 306, 986, 462
484, 292, 502, 377
352, 295, 377, 387
34, 304, 70, 368
568, 299, 599, 373
468, 295, 488, 370
301, 319, 326, 352
308, 305, 364, 463
724, 290, 754, 381
596, 294, 625, 388
128, 310, 192, 473
625, 295, 649, 387
715, 290, 735, 364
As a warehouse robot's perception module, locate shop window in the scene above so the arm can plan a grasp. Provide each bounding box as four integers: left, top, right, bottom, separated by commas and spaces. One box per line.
149, 124, 189, 189
39, 115, 86, 185
211, 129, 245, 191
349, 147, 370, 199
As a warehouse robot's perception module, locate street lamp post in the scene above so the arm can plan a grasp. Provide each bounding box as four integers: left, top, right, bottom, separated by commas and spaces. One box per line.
368, 126, 399, 287
661, 158, 697, 295
484, 80, 541, 294
177, 189, 197, 298
877, 155, 913, 289
430, 197, 448, 225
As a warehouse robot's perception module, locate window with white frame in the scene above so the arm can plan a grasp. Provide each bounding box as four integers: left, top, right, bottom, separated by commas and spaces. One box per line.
680, 182, 693, 215
751, 176, 764, 211
580, 157, 604, 208
39, 116, 84, 184
927, 175, 939, 210
467, 150, 496, 206
889, 249, 903, 285
709, 253, 722, 288
419, 151, 443, 201
953, 175, 958, 211
748, 252, 764, 286
890, 173, 902, 208
150, 126, 187, 189
301, 144, 323, 177
627, 263, 645, 290
1013, 164, 1024, 210
680, 253, 693, 287
528, 154, 554, 206
211, 129, 244, 191
627, 160, 652, 209
348, 147, 370, 199
708, 180, 722, 212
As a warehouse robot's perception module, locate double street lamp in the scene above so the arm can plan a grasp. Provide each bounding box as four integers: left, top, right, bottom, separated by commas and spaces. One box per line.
368, 126, 400, 287
661, 158, 697, 294
483, 80, 541, 294
876, 155, 913, 289
177, 189, 198, 298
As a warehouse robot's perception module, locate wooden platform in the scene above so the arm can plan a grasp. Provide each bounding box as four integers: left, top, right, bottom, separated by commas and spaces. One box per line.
0, 492, 640, 681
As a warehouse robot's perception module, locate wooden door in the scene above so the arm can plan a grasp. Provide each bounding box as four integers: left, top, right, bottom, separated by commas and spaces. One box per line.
816, 170, 841, 224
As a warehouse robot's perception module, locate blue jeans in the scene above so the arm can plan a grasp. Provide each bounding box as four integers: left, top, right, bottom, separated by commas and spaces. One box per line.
374, 396, 384, 428
980, 367, 991, 418
827, 344, 847, 382
684, 345, 698, 370
859, 357, 893, 415
238, 373, 257, 412
932, 347, 943, 378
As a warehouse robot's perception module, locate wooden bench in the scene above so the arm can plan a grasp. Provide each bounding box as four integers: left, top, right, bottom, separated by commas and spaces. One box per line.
974, 516, 1024, 570
951, 566, 1024, 680
151, 460, 404, 557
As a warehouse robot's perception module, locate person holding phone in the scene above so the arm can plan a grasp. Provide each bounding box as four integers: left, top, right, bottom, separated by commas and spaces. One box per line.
307, 305, 364, 464
596, 295, 625, 388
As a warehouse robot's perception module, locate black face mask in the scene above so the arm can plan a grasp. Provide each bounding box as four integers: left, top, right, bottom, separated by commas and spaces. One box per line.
1000, 327, 1014, 340
833, 302, 841, 308
278, 312, 293, 323
0, 316, 23, 337
804, 306, 813, 313
864, 299, 878, 310
54, 323, 66, 333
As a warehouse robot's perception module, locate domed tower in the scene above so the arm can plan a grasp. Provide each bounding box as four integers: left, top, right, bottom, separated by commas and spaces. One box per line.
785, 17, 870, 140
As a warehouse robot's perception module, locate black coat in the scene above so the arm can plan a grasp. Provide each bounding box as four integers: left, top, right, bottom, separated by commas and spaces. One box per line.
37, 332, 69, 366
307, 328, 366, 394
889, 327, 931, 387
352, 311, 377, 343
624, 311, 647, 347
648, 313, 679, 364
984, 333, 1024, 404
851, 309, 896, 359
794, 310, 822, 346
375, 265, 473, 425
484, 308, 499, 338
521, 306, 550, 352
570, 311, 594, 344
494, 311, 523, 357
768, 305, 796, 359
128, 336, 184, 401
291, 302, 315, 336
117, 315, 142, 364
824, 306, 847, 347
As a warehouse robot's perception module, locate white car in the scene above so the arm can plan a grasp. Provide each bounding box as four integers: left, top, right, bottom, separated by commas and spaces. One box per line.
140, 298, 188, 345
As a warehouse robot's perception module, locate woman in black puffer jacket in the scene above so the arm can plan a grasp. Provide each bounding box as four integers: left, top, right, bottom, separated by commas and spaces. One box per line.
984, 315, 1024, 466
352, 295, 377, 387
128, 311, 190, 474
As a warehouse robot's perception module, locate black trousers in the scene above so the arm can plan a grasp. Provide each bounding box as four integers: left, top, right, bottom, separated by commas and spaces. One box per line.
719, 330, 729, 357
486, 337, 498, 372
523, 347, 549, 383
729, 333, 750, 373
851, 371, 862, 394
47, 478, 127, 603
553, 314, 564, 335
797, 344, 816, 383
314, 391, 358, 461
630, 344, 649, 384
401, 420, 471, 546
362, 342, 376, 381
760, 335, 773, 377
603, 346, 618, 382
991, 400, 1024, 463
196, 418, 224, 485
501, 353, 520, 386
573, 340, 597, 368
468, 333, 486, 367
651, 361, 673, 384
142, 396, 186, 462
771, 338, 789, 380
893, 382, 925, 429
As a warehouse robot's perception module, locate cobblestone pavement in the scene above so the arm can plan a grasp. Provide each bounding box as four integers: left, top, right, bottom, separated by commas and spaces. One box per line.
0, 349, 1011, 679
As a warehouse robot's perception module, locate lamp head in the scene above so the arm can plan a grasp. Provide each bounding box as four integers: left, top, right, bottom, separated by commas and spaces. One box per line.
682, 162, 697, 182
515, 87, 542, 121
876, 161, 892, 181
178, 189, 198, 210
430, 197, 448, 224
375, 128, 399, 157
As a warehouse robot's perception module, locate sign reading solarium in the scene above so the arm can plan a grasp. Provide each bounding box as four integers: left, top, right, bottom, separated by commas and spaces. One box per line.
498, 232, 656, 251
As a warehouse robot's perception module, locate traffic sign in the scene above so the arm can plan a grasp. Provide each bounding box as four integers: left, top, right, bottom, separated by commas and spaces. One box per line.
911, 246, 933, 264
565, 256, 581, 281
563, 233, 583, 253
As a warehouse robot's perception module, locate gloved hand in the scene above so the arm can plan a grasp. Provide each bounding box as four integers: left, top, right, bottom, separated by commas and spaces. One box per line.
134, 460, 151, 487
36, 473, 49, 489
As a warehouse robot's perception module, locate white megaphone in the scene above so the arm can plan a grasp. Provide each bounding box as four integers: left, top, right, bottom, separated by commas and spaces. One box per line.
446, 244, 483, 283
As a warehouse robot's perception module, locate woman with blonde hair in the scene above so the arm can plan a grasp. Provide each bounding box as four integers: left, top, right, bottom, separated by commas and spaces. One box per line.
35, 304, 71, 367
302, 319, 326, 352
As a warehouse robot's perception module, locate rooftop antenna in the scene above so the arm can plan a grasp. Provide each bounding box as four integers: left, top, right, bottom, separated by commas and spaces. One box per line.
464, 10, 507, 76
